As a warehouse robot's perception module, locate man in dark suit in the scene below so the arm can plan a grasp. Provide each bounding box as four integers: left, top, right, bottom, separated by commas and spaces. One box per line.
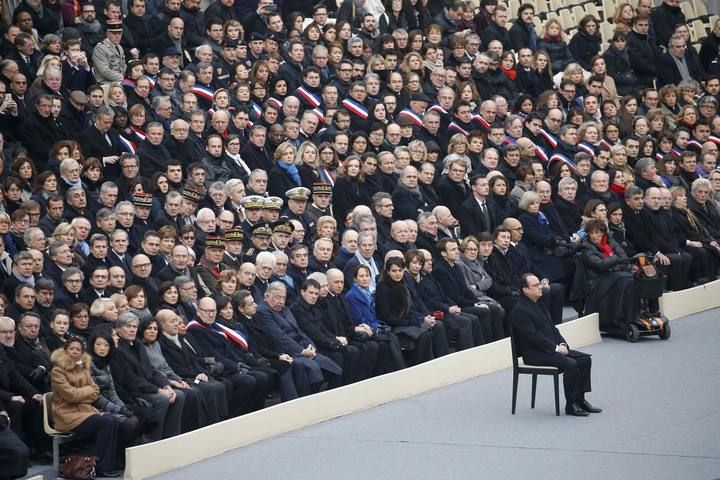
459, 175, 498, 238
432, 238, 504, 342
436, 158, 470, 220
255, 281, 342, 391
656, 35, 704, 88
622, 186, 692, 291
511, 273, 601, 417
77, 106, 126, 179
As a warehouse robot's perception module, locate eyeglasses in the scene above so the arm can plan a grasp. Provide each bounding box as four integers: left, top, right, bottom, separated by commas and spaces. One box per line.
133, 263, 151, 269
198, 308, 216, 313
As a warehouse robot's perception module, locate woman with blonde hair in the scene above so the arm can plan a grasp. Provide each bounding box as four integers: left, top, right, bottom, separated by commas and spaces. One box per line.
610, 2, 634, 32
268, 142, 301, 200
537, 17, 574, 74
295, 141, 320, 189
448, 133, 469, 156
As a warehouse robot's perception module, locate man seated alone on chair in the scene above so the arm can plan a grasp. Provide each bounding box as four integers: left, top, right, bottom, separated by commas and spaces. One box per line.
510, 273, 602, 417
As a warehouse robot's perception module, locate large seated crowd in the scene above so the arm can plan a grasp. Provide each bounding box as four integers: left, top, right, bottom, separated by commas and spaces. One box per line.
1, 0, 720, 476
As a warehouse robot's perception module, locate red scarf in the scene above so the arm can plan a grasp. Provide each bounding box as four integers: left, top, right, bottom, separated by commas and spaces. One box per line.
500, 66, 517, 81
597, 235, 614, 258
609, 183, 626, 195
543, 34, 562, 42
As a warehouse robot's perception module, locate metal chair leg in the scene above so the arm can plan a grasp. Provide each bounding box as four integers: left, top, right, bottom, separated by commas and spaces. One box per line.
53, 437, 60, 474
553, 374, 560, 416
531, 374, 537, 408
512, 372, 518, 414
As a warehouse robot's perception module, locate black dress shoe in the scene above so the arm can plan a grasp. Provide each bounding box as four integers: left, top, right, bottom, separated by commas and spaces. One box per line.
578, 399, 602, 413
565, 403, 590, 416
96, 469, 123, 478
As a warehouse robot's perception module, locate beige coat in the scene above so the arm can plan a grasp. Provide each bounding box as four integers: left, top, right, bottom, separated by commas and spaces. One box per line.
50, 350, 100, 432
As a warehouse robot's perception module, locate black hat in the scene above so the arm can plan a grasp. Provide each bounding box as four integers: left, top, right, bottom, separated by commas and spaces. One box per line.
205, 235, 226, 249
271, 220, 294, 235
250, 32, 265, 42
105, 20, 123, 32
182, 186, 204, 204
251, 222, 273, 237
222, 39, 238, 49
225, 227, 244, 242
410, 92, 432, 104
132, 192, 153, 208
312, 182, 332, 195
163, 46, 181, 57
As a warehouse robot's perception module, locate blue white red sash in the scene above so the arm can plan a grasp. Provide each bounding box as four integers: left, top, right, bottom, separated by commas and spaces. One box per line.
144, 75, 156, 89
671, 146, 683, 157
687, 139, 703, 150
448, 121, 470, 136
129, 126, 146, 141
428, 104, 448, 115
549, 152, 574, 168
342, 98, 368, 119
296, 85, 322, 108
320, 167, 335, 186
472, 114, 491, 131
267, 96, 283, 110
312, 108, 325, 123
121, 78, 136, 89
539, 129, 558, 148
118, 135, 136, 153
503, 136, 517, 145
535, 144, 549, 163
191, 84, 215, 102
599, 137, 613, 149
397, 108, 423, 128
708, 135, 720, 145
250, 101, 262, 120
186, 320, 248, 350
577, 141, 595, 157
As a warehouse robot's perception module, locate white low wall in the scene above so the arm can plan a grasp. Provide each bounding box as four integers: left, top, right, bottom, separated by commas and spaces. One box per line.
124, 313, 601, 480
659, 279, 720, 320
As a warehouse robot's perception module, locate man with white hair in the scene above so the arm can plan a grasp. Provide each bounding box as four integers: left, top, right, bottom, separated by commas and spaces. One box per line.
0, 315, 44, 466
256, 281, 342, 392
253, 251, 276, 302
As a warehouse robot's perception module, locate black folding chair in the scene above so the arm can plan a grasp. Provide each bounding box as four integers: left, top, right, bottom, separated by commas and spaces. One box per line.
510, 327, 561, 416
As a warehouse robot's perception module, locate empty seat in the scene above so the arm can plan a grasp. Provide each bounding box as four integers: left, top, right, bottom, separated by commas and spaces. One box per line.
560, 9, 575, 31
681, 2, 695, 21
549, 0, 564, 14
690, 19, 707, 42
694, 0, 709, 19
572, 5, 586, 24
585, 2, 600, 21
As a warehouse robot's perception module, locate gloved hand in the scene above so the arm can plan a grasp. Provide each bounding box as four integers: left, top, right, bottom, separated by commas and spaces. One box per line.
29, 366, 46, 381
237, 362, 251, 375
0, 413, 9, 431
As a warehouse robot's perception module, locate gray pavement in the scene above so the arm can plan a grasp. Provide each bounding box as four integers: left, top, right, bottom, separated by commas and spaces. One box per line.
150, 310, 720, 480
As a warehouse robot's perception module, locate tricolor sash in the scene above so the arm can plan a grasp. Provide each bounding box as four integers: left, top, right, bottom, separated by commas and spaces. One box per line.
267, 96, 283, 110
186, 320, 249, 350
577, 141, 596, 157
448, 120, 470, 136
428, 104, 449, 115
397, 108, 423, 128
129, 126, 146, 141
549, 152, 574, 169
312, 108, 325, 123
472, 114, 491, 131
534, 144, 549, 163
539, 129, 558, 148
342, 98, 368, 119
118, 135, 136, 153
191, 84, 215, 102
296, 85, 322, 108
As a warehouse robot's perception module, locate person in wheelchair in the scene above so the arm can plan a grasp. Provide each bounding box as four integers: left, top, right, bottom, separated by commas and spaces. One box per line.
571, 219, 639, 327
